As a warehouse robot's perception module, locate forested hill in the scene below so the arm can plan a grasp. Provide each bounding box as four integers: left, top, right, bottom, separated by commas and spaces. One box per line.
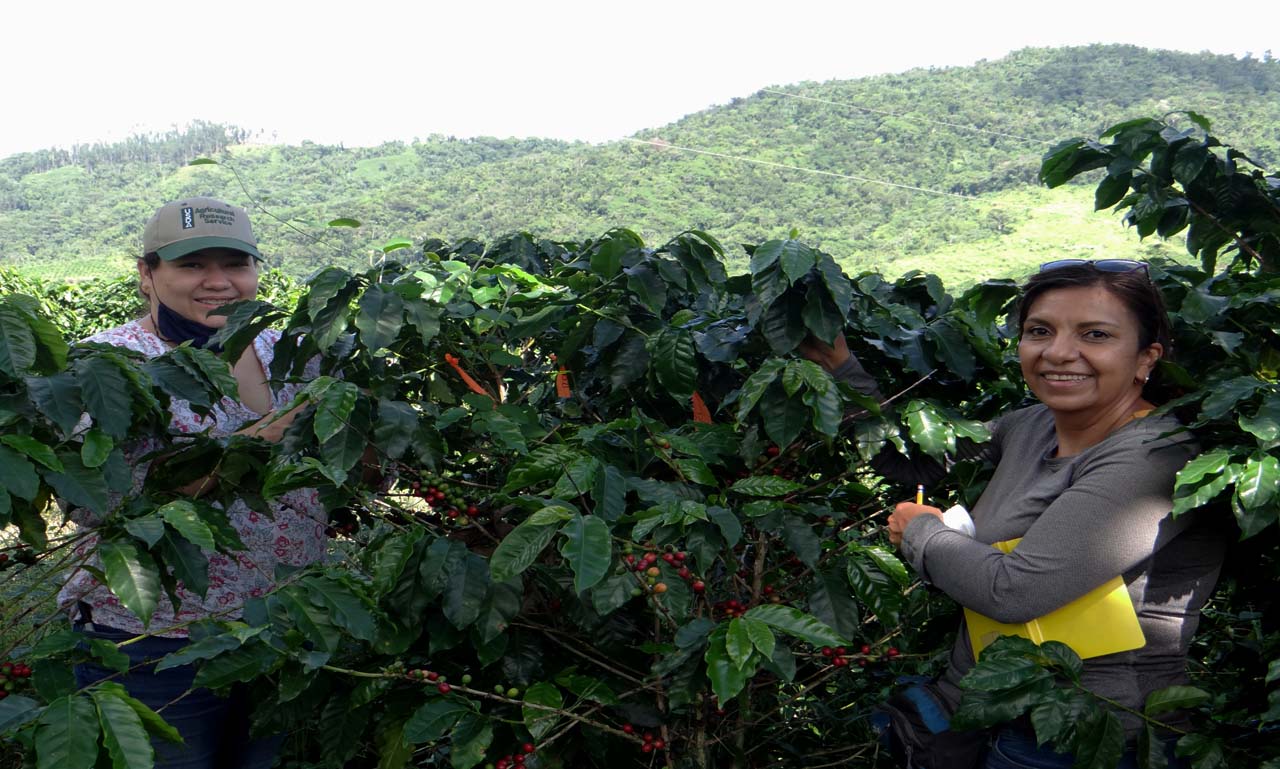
3, 44, 1279, 282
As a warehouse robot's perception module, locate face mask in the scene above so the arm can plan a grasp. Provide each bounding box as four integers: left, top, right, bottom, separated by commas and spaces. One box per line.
155, 300, 223, 352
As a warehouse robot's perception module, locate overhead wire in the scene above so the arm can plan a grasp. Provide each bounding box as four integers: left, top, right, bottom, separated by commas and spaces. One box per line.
620, 85, 1109, 221
622, 137, 1096, 223
623, 137, 985, 202
759, 88, 1057, 146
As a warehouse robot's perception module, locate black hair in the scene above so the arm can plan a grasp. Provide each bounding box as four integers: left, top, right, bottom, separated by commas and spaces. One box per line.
1017, 263, 1174, 401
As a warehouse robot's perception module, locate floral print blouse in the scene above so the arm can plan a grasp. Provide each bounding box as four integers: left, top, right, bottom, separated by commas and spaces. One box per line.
57, 320, 328, 637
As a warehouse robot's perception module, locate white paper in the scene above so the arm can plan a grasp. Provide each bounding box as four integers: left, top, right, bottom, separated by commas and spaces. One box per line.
942, 504, 976, 537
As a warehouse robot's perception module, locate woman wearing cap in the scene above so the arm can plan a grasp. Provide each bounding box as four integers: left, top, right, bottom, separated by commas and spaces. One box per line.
58, 197, 325, 769
801, 261, 1224, 768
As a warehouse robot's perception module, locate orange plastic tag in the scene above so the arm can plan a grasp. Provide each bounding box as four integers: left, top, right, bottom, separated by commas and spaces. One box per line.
444, 353, 491, 397
556, 370, 571, 398
691, 391, 713, 423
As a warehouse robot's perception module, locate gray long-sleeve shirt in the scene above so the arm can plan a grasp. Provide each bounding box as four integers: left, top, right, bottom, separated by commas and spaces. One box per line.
834, 357, 1226, 734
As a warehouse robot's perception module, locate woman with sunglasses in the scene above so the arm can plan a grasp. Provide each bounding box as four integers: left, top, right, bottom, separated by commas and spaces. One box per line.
802, 260, 1225, 769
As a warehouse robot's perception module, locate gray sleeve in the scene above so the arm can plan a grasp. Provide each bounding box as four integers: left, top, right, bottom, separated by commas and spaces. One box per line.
830, 354, 999, 484
830, 355, 884, 401
900, 434, 1197, 624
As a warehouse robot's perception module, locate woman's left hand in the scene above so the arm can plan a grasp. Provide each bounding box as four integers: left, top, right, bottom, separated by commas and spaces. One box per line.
240, 402, 308, 444
888, 502, 944, 547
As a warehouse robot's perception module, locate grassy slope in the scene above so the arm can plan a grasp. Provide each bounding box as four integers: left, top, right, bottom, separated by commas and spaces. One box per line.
871, 185, 1189, 287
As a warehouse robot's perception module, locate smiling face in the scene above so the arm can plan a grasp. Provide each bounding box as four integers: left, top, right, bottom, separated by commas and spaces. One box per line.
139, 248, 260, 328
1018, 284, 1162, 423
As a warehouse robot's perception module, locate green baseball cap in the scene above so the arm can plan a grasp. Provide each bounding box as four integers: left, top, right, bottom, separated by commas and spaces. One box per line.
142, 196, 262, 261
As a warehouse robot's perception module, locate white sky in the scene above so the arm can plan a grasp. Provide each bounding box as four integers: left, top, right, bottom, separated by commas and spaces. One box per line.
3, 0, 1277, 159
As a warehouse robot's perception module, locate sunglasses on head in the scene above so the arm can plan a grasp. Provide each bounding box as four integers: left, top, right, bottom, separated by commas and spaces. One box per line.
1039, 259, 1149, 275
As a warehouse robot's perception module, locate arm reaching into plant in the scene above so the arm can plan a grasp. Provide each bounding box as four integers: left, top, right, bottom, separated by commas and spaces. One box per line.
798, 331, 999, 485
173, 400, 309, 496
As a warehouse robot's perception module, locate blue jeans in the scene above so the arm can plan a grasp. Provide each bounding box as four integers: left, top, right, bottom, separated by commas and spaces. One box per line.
75, 624, 283, 769
985, 726, 1187, 769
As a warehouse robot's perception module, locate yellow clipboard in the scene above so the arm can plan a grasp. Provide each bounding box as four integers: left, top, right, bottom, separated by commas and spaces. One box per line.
964, 538, 1146, 660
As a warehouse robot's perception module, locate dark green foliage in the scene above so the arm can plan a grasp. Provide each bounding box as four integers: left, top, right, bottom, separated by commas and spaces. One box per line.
2, 114, 1277, 769
1041, 114, 1280, 274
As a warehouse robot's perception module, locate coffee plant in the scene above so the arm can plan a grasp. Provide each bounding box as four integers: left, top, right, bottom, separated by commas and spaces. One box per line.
0, 116, 1276, 769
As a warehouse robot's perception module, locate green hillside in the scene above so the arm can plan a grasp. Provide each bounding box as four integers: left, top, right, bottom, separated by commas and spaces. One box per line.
1, 45, 1276, 284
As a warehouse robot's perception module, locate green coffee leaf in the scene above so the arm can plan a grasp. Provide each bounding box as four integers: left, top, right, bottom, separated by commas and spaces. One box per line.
625, 262, 667, 315
743, 618, 776, 661
26, 372, 83, 437
1137, 723, 1171, 769
650, 328, 697, 400
404, 699, 469, 743
191, 642, 278, 689
98, 538, 161, 627
735, 359, 786, 422
522, 682, 563, 742
960, 656, 1050, 692
729, 476, 803, 497
847, 557, 902, 626
782, 515, 821, 567
1, 435, 63, 472
35, 694, 99, 769
275, 586, 342, 654
815, 254, 852, 313
1072, 709, 1126, 769
79, 429, 113, 469
445, 714, 491, 769
742, 604, 848, 647
314, 380, 359, 443
0, 307, 37, 376
476, 580, 522, 645
1236, 453, 1279, 510
123, 515, 165, 549
0, 694, 41, 735
556, 674, 619, 705
704, 633, 751, 704
303, 575, 379, 642
1239, 394, 1279, 445
1144, 685, 1210, 716
91, 684, 155, 769
807, 565, 860, 641
726, 618, 754, 668
801, 280, 844, 345
442, 553, 490, 630
74, 357, 134, 439
903, 399, 951, 458
0, 445, 39, 501
42, 451, 110, 515
488, 516, 560, 580
559, 513, 611, 593
155, 631, 256, 673
355, 284, 405, 352
1200, 376, 1262, 421
381, 237, 413, 253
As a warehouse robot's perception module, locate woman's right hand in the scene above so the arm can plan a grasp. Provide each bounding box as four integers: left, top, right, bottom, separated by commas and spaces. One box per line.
797, 332, 853, 373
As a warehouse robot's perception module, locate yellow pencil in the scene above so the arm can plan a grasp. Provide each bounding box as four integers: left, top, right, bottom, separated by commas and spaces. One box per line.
915, 484, 925, 505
